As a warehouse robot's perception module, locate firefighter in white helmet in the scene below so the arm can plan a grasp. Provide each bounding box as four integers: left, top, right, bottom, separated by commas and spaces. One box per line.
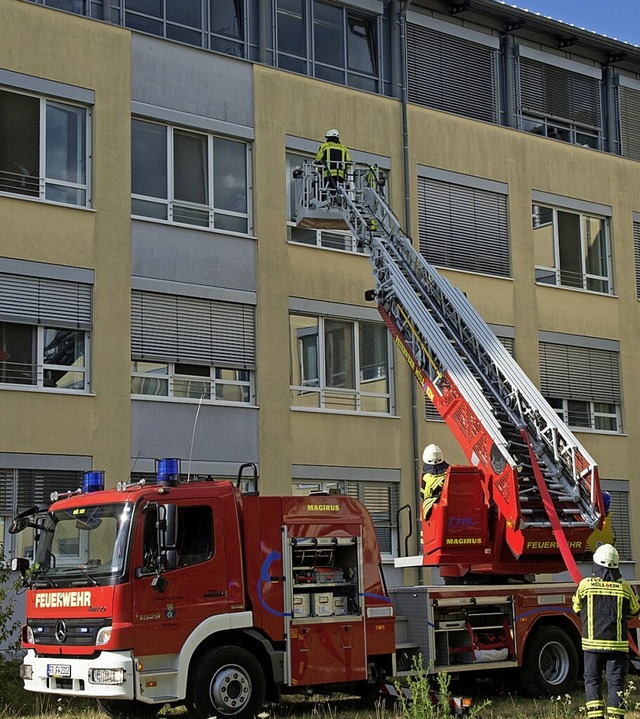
573, 544, 640, 719
315, 129, 351, 192
421, 444, 449, 521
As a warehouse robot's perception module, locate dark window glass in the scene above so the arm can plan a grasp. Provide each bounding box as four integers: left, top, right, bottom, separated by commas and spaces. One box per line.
347, 15, 375, 75
174, 130, 208, 205
167, 0, 200, 27
0, 90, 39, 197
126, 0, 161, 16
211, 0, 243, 39
278, 0, 306, 58
131, 120, 167, 199
0, 323, 35, 385
314, 1, 343, 67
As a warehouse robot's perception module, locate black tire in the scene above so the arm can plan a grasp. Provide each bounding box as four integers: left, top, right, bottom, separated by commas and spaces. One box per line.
97, 699, 160, 719
519, 626, 579, 696
190, 646, 266, 719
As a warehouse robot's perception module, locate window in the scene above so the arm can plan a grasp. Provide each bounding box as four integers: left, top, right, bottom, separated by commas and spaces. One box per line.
276, 1, 379, 92
407, 22, 499, 124
533, 203, 612, 293
0, 88, 89, 206
418, 172, 510, 277
290, 314, 391, 413
286, 152, 361, 253
0, 467, 82, 560
539, 336, 621, 433
131, 118, 250, 234
141, 504, 213, 572
210, 0, 244, 55
516, 54, 602, 149
131, 290, 256, 404
132, 361, 252, 403
0, 270, 92, 392
292, 479, 398, 555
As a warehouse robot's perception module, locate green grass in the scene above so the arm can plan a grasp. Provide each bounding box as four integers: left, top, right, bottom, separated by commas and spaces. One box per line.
3, 660, 640, 719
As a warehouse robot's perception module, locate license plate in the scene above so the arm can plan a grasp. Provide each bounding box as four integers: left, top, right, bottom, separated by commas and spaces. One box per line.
47, 664, 71, 678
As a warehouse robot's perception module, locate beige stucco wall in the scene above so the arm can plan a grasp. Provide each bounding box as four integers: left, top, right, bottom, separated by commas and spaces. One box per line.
0, 0, 132, 481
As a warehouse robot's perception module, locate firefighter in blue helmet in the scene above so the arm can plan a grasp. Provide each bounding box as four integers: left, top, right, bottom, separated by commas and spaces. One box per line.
315, 129, 351, 192
573, 544, 640, 719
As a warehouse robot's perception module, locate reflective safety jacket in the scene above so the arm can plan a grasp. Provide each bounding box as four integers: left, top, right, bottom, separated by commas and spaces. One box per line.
421, 461, 450, 520
315, 141, 351, 179
572, 574, 640, 652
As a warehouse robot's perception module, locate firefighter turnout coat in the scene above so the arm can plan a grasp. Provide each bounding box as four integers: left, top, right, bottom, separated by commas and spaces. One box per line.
572, 571, 640, 651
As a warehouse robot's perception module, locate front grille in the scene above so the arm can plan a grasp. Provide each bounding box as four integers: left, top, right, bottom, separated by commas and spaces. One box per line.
29, 618, 109, 647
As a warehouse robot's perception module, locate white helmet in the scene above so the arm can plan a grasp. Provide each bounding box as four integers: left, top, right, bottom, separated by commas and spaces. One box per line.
325, 128, 340, 139
423, 444, 444, 465
593, 543, 619, 569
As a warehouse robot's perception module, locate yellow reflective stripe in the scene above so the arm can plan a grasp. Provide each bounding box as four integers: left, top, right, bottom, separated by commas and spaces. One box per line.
582, 638, 629, 651
586, 700, 605, 719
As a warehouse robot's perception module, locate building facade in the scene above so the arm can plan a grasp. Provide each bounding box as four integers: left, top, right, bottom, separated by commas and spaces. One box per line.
1, 0, 640, 586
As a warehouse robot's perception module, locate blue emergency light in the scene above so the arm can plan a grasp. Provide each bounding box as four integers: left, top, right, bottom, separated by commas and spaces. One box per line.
156, 458, 180, 486
82, 471, 105, 493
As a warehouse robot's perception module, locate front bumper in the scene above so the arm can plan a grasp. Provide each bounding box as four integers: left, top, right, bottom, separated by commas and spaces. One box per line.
21, 649, 135, 700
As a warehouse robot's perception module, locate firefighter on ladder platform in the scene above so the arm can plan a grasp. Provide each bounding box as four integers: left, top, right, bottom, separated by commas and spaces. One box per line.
573, 544, 640, 719
315, 128, 351, 194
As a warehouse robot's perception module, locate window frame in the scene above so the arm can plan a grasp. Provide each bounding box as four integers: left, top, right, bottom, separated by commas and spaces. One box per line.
131, 359, 254, 405
0, 322, 90, 393
532, 202, 613, 294
276, 1, 381, 92
0, 86, 91, 208
539, 334, 622, 435
289, 312, 393, 415
131, 117, 251, 235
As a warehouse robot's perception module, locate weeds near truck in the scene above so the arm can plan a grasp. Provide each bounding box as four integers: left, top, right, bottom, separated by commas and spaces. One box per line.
393, 655, 490, 719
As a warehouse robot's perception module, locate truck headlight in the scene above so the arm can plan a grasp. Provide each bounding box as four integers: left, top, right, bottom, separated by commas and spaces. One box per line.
95, 626, 112, 646
23, 625, 35, 644
89, 668, 125, 685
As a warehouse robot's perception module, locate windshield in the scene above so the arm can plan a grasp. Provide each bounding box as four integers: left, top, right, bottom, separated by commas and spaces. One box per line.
33, 502, 132, 583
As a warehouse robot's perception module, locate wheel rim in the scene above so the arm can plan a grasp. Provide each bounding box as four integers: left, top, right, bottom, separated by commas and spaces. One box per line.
209, 664, 252, 715
539, 640, 570, 686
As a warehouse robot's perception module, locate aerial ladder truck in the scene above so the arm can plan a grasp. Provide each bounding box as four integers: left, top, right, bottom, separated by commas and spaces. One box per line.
293, 160, 605, 583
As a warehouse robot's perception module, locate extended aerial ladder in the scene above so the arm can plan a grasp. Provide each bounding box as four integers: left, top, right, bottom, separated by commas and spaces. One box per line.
294, 161, 604, 581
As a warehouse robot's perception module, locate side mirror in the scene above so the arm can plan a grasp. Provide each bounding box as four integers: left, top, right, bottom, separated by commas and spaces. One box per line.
11, 557, 30, 575
9, 517, 29, 535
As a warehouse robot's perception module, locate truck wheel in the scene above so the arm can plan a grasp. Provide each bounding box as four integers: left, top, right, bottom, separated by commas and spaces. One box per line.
519, 626, 579, 696
96, 699, 159, 719
190, 646, 266, 719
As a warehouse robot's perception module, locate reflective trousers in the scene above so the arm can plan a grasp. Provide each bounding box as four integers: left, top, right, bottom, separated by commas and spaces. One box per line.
584, 650, 628, 719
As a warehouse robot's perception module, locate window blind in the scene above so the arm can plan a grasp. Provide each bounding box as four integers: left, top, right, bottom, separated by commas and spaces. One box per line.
539, 341, 620, 404
0, 273, 92, 329
407, 23, 499, 124
634, 221, 640, 301
418, 177, 510, 277
618, 86, 640, 161
0, 468, 82, 514
517, 57, 602, 128
607, 489, 631, 561
131, 290, 256, 369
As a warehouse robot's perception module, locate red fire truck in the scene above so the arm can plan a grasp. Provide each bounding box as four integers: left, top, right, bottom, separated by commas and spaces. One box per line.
10, 461, 624, 719
10, 162, 638, 717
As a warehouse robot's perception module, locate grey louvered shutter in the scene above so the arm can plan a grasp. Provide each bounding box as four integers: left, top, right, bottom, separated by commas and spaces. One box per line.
517, 57, 602, 129
347, 480, 398, 554
607, 489, 631, 561
407, 23, 499, 124
539, 342, 620, 404
0, 273, 92, 329
418, 177, 510, 277
634, 220, 640, 300
131, 290, 255, 369
619, 86, 640, 161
